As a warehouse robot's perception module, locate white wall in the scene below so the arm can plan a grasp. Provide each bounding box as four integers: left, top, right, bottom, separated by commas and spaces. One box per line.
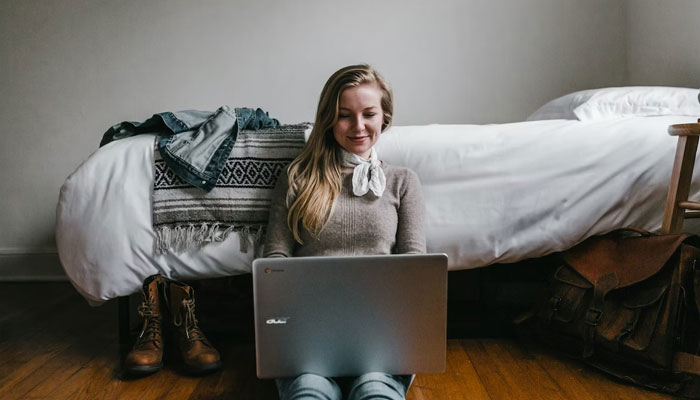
0, 0, 628, 278
627, 0, 700, 87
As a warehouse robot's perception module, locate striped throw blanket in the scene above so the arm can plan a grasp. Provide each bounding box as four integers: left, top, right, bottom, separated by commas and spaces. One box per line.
153, 124, 308, 254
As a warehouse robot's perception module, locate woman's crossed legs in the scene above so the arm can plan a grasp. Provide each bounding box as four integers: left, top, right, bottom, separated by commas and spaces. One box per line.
276, 372, 412, 400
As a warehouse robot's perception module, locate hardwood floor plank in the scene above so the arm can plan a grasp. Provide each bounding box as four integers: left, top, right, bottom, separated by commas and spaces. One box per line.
459, 339, 517, 400
409, 340, 491, 400
0, 319, 112, 399
480, 338, 567, 400
158, 374, 200, 400
0, 296, 115, 397
446, 339, 492, 400
53, 355, 120, 400
22, 325, 116, 399
74, 357, 133, 400
548, 355, 672, 400
0, 285, 113, 373
514, 334, 675, 400
0, 282, 687, 400
500, 338, 598, 400
188, 364, 241, 400
407, 387, 428, 400
188, 339, 277, 400
0, 339, 75, 397
114, 366, 183, 400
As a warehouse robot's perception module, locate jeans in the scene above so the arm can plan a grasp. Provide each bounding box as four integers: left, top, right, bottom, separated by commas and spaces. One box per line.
100, 106, 280, 191
276, 373, 413, 400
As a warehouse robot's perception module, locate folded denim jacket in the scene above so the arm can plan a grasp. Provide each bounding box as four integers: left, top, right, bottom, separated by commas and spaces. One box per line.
100, 106, 280, 191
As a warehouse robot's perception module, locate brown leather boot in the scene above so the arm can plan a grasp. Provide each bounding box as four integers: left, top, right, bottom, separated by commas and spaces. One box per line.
124, 274, 164, 375
164, 279, 222, 374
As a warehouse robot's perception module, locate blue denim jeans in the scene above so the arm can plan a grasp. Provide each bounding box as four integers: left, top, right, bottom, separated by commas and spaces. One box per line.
100, 106, 280, 191
276, 373, 413, 400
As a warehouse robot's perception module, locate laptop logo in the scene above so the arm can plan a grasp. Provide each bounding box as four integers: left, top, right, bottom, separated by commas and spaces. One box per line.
266, 317, 290, 325
264, 267, 284, 274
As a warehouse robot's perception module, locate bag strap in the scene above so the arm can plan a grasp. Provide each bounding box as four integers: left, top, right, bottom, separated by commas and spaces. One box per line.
674, 352, 700, 375
582, 272, 619, 358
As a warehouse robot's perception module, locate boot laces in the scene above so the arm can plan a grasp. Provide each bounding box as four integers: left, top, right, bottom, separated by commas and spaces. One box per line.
173, 298, 207, 342
135, 299, 161, 347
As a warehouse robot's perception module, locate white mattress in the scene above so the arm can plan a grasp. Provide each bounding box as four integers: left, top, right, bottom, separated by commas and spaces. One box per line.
56, 116, 700, 305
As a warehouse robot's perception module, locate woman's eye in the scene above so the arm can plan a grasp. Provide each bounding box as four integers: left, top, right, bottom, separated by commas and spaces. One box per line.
364, 113, 376, 118
338, 115, 349, 119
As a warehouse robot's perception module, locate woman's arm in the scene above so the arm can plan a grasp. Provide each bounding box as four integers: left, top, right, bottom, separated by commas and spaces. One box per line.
262, 169, 297, 258
395, 169, 427, 254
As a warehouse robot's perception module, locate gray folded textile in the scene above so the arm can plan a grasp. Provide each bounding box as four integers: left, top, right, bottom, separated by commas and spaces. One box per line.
152, 124, 308, 254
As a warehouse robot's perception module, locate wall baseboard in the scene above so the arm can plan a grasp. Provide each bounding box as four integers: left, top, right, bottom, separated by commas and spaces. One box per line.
0, 249, 67, 281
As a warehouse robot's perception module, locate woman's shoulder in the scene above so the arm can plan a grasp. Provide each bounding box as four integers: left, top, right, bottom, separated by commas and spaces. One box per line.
380, 163, 421, 188
381, 162, 419, 178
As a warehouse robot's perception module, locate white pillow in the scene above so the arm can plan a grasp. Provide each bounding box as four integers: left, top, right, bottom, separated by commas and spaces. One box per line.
526, 89, 600, 121
573, 87, 700, 121
527, 87, 700, 121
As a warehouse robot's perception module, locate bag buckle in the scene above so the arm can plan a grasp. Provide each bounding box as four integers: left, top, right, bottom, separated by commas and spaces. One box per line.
548, 296, 561, 311
584, 307, 603, 326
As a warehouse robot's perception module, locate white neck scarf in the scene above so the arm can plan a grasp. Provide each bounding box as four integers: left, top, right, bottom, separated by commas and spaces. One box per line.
340, 147, 386, 197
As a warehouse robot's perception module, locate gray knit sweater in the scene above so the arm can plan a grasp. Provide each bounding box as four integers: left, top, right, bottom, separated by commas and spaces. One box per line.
263, 163, 426, 257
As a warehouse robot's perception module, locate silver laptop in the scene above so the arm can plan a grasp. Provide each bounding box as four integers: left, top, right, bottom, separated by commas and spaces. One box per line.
252, 253, 448, 379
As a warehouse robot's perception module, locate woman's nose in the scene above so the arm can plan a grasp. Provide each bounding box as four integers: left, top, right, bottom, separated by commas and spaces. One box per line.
352, 116, 364, 131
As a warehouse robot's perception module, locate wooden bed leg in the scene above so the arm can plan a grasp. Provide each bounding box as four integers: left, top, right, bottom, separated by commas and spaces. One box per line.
118, 296, 131, 347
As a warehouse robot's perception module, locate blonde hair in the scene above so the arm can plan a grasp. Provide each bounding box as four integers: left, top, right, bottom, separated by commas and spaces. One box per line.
286, 64, 393, 243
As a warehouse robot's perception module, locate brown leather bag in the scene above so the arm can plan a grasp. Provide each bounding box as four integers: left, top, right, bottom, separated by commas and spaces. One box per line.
519, 228, 700, 397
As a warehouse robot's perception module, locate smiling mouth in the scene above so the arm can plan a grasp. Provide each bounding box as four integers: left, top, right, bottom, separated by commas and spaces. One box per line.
348, 136, 368, 142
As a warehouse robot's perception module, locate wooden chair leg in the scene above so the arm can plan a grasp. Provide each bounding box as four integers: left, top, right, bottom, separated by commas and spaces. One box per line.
662, 135, 699, 234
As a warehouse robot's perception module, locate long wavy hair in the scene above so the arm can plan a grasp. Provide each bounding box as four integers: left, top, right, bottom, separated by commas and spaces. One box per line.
286, 64, 393, 243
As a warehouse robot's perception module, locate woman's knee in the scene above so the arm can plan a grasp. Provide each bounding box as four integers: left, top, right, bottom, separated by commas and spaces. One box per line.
346, 372, 409, 400
276, 373, 342, 400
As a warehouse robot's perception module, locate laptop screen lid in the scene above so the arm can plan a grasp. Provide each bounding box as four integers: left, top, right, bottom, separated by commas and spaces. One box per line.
252, 253, 447, 379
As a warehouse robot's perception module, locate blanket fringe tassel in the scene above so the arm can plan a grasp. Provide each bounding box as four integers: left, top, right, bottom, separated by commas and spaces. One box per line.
155, 223, 265, 256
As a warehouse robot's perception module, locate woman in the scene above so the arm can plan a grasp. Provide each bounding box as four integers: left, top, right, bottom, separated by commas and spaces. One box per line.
263, 64, 426, 400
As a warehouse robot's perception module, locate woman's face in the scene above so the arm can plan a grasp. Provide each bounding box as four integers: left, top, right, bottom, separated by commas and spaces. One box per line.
333, 83, 384, 159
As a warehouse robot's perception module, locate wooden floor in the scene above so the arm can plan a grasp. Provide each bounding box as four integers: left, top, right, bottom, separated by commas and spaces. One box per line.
0, 282, 677, 400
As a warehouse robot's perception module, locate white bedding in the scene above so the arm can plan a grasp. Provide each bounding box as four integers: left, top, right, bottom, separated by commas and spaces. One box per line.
56, 116, 700, 305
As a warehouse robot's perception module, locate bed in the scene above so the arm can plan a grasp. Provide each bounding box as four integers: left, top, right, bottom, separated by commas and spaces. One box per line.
56, 86, 700, 305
